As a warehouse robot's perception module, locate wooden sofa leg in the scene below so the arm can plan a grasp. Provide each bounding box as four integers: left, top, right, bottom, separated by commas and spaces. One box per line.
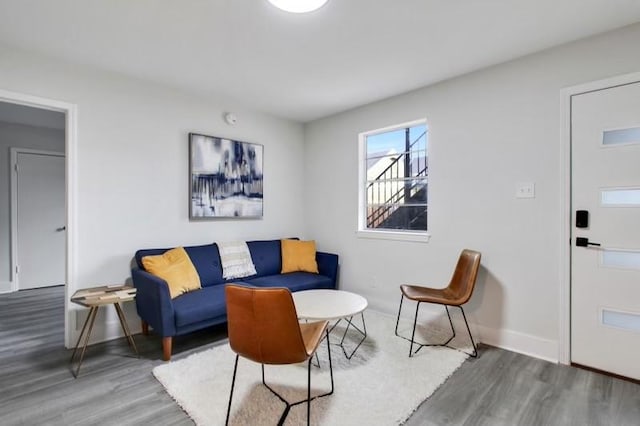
162, 337, 172, 361
141, 320, 149, 336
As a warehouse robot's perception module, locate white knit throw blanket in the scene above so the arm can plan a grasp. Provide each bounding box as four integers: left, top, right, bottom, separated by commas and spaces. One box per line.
218, 241, 257, 279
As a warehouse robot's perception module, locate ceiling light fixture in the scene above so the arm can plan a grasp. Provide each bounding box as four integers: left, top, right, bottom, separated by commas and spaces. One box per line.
267, 0, 328, 13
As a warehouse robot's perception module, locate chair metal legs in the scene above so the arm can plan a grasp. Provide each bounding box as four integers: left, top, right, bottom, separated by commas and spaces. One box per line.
226, 354, 240, 426
395, 294, 478, 358
226, 329, 334, 426
458, 305, 478, 358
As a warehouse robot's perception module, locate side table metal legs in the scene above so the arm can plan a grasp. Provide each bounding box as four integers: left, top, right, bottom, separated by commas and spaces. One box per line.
70, 306, 99, 378
70, 302, 139, 378
114, 303, 139, 355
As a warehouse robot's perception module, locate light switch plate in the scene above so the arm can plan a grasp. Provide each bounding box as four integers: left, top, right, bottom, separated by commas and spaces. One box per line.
516, 182, 535, 199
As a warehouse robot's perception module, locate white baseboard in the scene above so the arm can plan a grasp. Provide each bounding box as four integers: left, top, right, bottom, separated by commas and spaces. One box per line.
477, 325, 558, 363
373, 302, 559, 364
69, 304, 141, 348
0, 281, 13, 293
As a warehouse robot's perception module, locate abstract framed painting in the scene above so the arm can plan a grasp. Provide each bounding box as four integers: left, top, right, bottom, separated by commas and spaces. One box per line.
189, 133, 264, 219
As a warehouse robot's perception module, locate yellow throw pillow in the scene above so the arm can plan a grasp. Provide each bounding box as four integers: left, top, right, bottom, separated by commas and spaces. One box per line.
281, 239, 319, 274
142, 247, 201, 298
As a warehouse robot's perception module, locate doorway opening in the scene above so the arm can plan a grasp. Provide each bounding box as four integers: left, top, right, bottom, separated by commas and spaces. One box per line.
0, 89, 77, 348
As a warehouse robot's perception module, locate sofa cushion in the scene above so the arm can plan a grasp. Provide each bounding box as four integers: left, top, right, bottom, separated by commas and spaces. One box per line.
247, 240, 282, 276
184, 244, 224, 287
218, 241, 257, 279
245, 272, 333, 292
173, 285, 227, 328
135, 248, 169, 269
135, 244, 224, 288
141, 247, 201, 299
281, 239, 319, 274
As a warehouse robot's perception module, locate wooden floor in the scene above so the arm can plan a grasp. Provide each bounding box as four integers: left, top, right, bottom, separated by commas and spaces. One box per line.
1, 286, 638, 425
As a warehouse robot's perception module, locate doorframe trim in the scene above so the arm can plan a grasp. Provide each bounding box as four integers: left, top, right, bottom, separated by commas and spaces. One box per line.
0, 88, 77, 349
559, 71, 640, 365
10, 148, 65, 292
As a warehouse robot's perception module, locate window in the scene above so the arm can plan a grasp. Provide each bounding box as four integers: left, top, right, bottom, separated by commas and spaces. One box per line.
358, 120, 428, 239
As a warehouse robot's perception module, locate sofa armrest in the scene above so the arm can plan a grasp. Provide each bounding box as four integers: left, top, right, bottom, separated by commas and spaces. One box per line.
316, 251, 339, 288
131, 268, 176, 337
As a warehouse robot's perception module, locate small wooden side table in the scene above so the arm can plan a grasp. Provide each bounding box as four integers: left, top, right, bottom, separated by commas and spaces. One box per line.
70, 285, 139, 378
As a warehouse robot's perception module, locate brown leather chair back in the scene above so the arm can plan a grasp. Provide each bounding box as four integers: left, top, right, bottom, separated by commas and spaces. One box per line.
447, 249, 482, 305
225, 284, 309, 365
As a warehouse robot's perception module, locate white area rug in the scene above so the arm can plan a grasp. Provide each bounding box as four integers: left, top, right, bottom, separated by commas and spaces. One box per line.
153, 311, 468, 425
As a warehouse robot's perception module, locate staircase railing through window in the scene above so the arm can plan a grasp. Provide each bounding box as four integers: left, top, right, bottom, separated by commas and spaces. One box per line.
366, 129, 427, 229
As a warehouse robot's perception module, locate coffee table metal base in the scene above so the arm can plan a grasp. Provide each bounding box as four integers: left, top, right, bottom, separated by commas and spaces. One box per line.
293, 289, 369, 361
329, 312, 367, 359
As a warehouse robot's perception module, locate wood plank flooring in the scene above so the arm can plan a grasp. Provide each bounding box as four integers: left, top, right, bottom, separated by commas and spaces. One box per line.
1, 286, 638, 425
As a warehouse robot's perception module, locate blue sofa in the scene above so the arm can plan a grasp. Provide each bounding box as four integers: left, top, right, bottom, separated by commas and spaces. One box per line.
132, 239, 339, 360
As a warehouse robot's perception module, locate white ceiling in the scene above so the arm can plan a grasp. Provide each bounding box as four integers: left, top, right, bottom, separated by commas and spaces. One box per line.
1, 0, 639, 122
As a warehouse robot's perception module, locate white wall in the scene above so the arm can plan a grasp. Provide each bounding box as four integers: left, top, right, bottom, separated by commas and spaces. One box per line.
0, 120, 65, 291
0, 44, 307, 345
303, 23, 640, 361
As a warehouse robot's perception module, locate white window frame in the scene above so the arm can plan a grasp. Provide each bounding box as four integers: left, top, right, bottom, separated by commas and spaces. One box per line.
357, 119, 431, 242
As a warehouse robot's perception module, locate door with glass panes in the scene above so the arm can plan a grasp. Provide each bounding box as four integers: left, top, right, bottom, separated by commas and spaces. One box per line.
571, 80, 640, 380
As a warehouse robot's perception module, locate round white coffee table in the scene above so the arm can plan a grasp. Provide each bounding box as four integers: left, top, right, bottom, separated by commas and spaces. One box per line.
292, 289, 368, 359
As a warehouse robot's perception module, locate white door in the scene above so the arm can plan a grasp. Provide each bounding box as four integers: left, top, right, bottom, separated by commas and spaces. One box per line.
14, 151, 66, 289
571, 80, 640, 380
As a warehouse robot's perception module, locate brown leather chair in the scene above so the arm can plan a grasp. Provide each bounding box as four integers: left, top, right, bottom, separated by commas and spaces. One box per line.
225, 284, 334, 426
395, 249, 481, 357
